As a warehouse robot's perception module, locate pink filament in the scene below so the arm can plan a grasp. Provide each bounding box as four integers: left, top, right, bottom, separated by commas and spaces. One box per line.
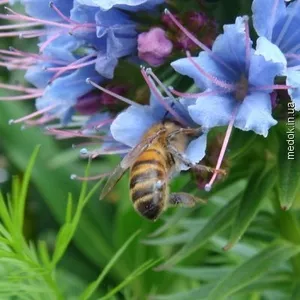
169, 87, 228, 98
49, 2, 79, 25
46, 128, 103, 139
0, 92, 42, 101
244, 17, 251, 75
0, 83, 41, 94
250, 84, 292, 91
205, 105, 240, 191
164, 9, 236, 75
71, 172, 111, 181
4, 7, 73, 29
10, 104, 57, 124
86, 79, 141, 107
186, 51, 236, 91
140, 67, 188, 126
39, 32, 62, 52
0, 22, 41, 30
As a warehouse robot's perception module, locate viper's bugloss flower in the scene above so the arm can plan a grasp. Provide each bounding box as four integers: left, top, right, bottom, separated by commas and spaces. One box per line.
165, 11, 290, 190
76, 0, 164, 11
105, 68, 208, 172
0, 0, 164, 126
252, 0, 300, 110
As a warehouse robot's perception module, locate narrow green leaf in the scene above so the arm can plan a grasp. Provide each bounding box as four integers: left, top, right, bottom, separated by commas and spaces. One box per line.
51, 223, 74, 267
156, 195, 241, 269
277, 138, 300, 210
65, 193, 73, 224
0, 192, 13, 233
37, 241, 51, 268
224, 167, 277, 250
80, 230, 140, 300
17, 145, 41, 231
207, 242, 300, 300
98, 259, 160, 300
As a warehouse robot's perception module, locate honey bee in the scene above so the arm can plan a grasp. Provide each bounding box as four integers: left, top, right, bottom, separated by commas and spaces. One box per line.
100, 121, 224, 221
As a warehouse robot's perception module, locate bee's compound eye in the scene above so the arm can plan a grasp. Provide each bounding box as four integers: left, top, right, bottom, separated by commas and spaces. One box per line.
136, 201, 161, 221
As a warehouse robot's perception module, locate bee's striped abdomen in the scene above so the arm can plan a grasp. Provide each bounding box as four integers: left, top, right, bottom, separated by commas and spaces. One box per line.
130, 147, 167, 200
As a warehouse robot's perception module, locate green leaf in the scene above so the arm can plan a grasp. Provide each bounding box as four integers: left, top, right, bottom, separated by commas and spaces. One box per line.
224, 167, 277, 250
79, 230, 140, 300
207, 241, 300, 300
156, 195, 241, 269
277, 138, 300, 210
98, 259, 160, 300
16, 145, 41, 231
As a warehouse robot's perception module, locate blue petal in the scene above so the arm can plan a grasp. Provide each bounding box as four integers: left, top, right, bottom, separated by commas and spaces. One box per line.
171, 52, 237, 91
149, 93, 193, 125
287, 69, 300, 111
254, 37, 287, 73
252, 0, 286, 39
95, 54, 118, 79
36, 65, 103, 120
188, 95, 236, 129
25, 63, 53, 88
181, 133, 207, 171
272, 1, 300, 51
212, 16, 250, 74
110, 105, 160, 147
23, 0, 73, 21
76, 0, 164, 11
249, 47, 285, 91
40, 34, 82, 62
235, 92, 277, 137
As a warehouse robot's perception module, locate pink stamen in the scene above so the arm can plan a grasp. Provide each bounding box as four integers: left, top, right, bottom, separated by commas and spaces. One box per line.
0, 29, 44, 38
46, 128, 103, 139
243, 16, 251, 75
186, 51, 236, 91
49, 2, 80, 25
0, 22, 41, 30
2, 48, 67, 65
141, 67, 188, 126
169, 87, 228, 98
285, 53, 300, 60
0, 83, 41, 94
0, 61, 31, 70
0, 92, 42, 101
25, 115, 56, 126
164, 9, 236, 75
86, 78, 142, 107
84, 118, 114, 130
3, 7, 73, 29
9, 104, 57, 124
250, 84, 292, 91
39, 32, 62, 52
205, 105, 240, 192
19, 30, 47, 39
90, 148, 130, 159
145, 68, 178, 100
70, 172, 111, 181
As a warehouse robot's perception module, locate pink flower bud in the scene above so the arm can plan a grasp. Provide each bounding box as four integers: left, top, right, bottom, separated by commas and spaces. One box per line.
138, 27, 173, 67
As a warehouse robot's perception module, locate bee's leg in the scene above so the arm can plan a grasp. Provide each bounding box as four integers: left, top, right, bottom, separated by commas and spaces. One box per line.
167, 144, 226, 175
168, 192, 206, 207
167, 127, 202, 141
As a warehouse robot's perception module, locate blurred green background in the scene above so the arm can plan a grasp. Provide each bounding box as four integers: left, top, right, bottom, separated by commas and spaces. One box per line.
1, 1, 300, 299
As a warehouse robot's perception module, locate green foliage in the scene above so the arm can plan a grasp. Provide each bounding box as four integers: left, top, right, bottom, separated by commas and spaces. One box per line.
0, 147, 155, 299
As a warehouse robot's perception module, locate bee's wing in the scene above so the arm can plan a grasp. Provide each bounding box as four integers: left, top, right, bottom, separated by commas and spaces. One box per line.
100, 130, 164, 200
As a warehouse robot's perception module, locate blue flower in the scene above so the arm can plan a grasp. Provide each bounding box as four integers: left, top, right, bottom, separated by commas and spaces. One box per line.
171, 16, 285, 137
252, 0, 300, 110
76, 0, 164, 11
110, 92, 207, 171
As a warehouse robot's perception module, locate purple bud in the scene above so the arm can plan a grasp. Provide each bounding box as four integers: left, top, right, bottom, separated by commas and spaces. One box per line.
138, 27, 173, 67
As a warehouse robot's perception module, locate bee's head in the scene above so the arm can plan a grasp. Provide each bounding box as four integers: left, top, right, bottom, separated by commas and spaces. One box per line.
135, 200, 163, 221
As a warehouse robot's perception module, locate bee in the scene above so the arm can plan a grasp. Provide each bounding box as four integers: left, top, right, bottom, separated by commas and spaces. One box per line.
100, 121, 224, 221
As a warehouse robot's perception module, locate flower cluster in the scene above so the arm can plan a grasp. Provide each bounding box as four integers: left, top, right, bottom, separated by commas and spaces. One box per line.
0, 0, 299, 191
